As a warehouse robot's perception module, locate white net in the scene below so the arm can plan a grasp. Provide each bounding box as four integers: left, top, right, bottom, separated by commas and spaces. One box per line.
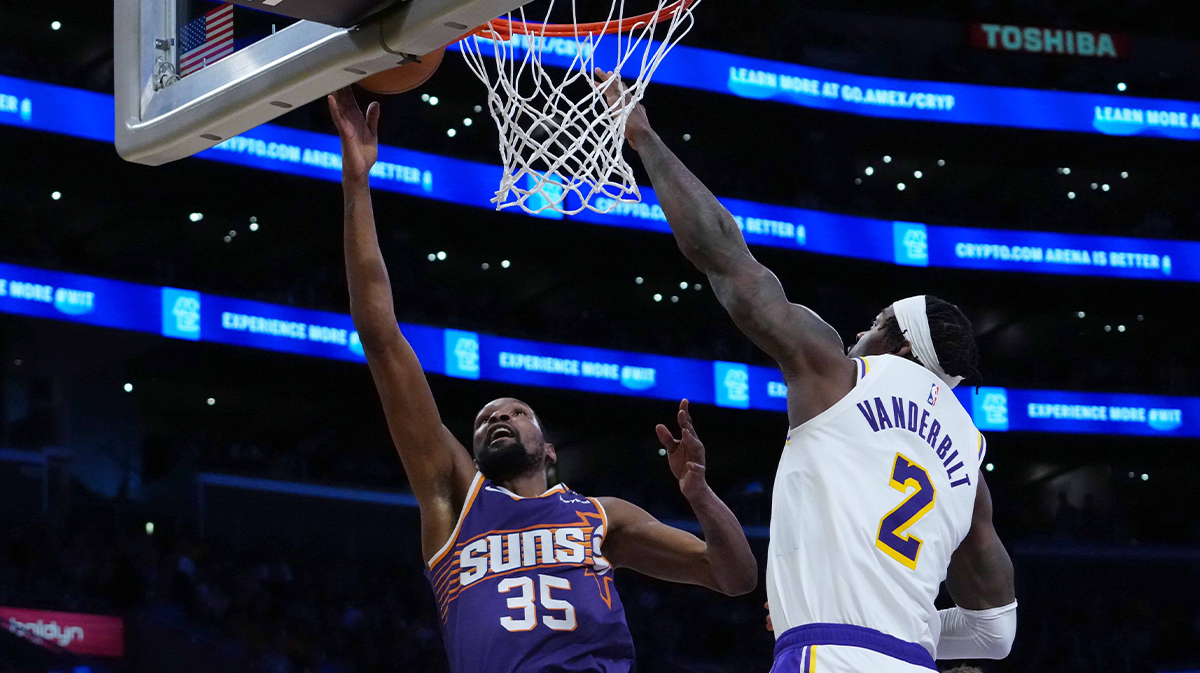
460, 0, 698, 215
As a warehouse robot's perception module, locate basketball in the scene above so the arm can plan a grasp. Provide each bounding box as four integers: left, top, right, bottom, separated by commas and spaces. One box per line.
357, 47, 446, 95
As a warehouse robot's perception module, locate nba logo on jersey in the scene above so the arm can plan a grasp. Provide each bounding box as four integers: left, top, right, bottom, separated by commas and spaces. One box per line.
928, 383, 940, 406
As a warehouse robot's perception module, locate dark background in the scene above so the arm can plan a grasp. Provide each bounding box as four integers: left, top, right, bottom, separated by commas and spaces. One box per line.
1, 0, 1199, 671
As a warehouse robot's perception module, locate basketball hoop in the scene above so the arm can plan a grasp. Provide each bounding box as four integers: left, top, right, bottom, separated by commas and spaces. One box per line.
459, 0, 698, 215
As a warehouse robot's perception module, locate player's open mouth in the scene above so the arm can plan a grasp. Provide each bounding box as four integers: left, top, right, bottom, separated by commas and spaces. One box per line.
488, 424, 516, 444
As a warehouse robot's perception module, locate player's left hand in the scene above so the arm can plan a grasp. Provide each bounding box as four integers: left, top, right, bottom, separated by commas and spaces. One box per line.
328, 87, 380, 180
655, 399, 708, 500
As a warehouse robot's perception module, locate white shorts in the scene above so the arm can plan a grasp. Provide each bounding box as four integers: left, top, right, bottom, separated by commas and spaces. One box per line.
770, 624, 937, 673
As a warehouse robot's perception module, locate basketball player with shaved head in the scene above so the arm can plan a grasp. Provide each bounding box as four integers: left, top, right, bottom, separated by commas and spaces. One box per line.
601, 72, 1018, 672
328, 87, 757, 673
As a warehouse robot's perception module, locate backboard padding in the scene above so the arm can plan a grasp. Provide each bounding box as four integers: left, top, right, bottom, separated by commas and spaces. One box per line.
222, 0, 403, 29
115, 0, 531, 166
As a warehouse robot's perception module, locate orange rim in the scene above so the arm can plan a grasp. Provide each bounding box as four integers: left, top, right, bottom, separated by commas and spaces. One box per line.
469, 0, 694, 40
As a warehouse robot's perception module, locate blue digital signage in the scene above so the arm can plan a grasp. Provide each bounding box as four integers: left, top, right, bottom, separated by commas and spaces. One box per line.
955, 387, 1197, 439
2, 73, 1199, 285
452, 37, 1200, 141
0, 261, 1195, 439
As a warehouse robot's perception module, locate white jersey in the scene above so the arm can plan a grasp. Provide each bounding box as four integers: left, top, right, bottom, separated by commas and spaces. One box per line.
766, 355, 986, 657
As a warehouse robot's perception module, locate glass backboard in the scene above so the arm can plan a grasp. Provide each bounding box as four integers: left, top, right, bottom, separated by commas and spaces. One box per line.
115, 0, 532, 165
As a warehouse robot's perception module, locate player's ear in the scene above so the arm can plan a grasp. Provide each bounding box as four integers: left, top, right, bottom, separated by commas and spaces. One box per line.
544, 443, 557, 468
893, 340, 914, 359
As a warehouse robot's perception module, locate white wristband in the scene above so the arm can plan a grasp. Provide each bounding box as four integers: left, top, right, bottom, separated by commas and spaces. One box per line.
936, 601, 1018, 660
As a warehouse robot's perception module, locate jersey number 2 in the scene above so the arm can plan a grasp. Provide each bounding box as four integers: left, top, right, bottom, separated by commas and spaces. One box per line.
498, 575, 576, 632
875, 453, 936, 570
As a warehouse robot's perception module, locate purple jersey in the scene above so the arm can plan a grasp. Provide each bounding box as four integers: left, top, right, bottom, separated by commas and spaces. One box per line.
426, 473, 635, 673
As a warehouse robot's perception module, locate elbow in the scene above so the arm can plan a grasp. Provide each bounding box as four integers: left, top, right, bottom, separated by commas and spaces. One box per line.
717, 565, 759, 597
991, 624, 1017, 660
676, 238, 719, 273
726, 575, 758, 597
352, 321, 399, 355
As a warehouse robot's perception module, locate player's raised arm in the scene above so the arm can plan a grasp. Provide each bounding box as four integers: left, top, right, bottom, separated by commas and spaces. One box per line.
938, 476, 1018, 660
597, 72, 851, 423
329, 88, 477, 562
599, 401, 757, 596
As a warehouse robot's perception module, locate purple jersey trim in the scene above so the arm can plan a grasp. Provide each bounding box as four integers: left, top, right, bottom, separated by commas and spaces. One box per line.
774, 623, 936, 670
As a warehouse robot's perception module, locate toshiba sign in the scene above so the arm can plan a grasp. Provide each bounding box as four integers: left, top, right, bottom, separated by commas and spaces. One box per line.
970, 23, 1128, 59
0, 606, 125, 658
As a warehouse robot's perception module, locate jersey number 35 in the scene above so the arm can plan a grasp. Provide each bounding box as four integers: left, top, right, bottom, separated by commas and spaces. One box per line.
498, 574, 577, 632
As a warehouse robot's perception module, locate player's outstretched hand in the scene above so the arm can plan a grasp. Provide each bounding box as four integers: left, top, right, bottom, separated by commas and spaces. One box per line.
764, 601, 773, 632
655, 399, 708, 500
594, 68, 653, 151
328, 87, 380, 181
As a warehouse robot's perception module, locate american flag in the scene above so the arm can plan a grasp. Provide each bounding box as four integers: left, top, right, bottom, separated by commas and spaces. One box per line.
179, 4, 234, 77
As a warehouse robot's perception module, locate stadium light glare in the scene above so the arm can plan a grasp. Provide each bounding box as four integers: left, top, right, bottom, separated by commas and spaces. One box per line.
1118, 82, 1127, 91
1068, 192, 1076, 199
693, 284, 702, 291
463, 118, 473, 126
682, 134, 692, 141
249, 222, 259, 232
437, 251, 447, 260
145, 522, 154, 535
914, 171, 923, 179
864, 166, 874, 176
883, 156, 892, 163
671, 296, 679, 303
1105, 325, 1112, 332
1091, 183, 1099, 190
1102, 184, 1110, 192
1121, 171, 1129, 179
937, 160, 945, 167
190, 212, 204, 222
897, 183, 906, 191
985, 463, 994, 472
1077, 311, 1086, 318
223, 236, 231, 243
1062, 167, 1071, 175
446, 128, 457, 137
124, 383, 133, 392
635, 277, 644, 285
1118, 325, 1126, 332
206, 398, 216, 406
51, 21, 62, 30
427, 253, 436, 261
501, 260, 511, 269
679, 282, 688, 290
658, 448, 667, 456
429, 96, 440, 106
51, 191, 62, 200
855, 178, 862, 185
1141, 473, 1149, 481
1137, 315, 1144, 321
421, 94, 430, 102
653, 294, 663, 302
481, 263, 490, 270
474, 105, 482, 113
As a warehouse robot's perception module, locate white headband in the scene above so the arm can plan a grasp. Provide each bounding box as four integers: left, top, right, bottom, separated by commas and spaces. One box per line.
892, 296, 965, 390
